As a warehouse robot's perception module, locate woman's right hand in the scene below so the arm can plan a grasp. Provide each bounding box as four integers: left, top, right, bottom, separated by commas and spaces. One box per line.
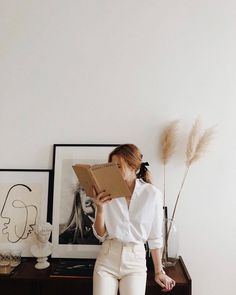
93, 190, 110, 238
93, 189, 112, 208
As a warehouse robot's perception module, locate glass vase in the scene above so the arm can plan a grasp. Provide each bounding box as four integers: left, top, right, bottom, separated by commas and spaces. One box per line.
162, 218, 179, 267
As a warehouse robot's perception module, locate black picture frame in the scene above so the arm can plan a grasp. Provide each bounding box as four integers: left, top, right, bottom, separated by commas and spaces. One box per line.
0, 169, 51, 257
51, 144, 119, 258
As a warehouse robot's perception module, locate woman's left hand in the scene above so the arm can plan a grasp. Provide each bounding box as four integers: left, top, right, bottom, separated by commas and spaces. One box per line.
154, 273, 175, 292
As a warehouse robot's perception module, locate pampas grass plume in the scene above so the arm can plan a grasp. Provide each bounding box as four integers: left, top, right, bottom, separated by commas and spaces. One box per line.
186, 118, 215, 166
161, 120, 179, 164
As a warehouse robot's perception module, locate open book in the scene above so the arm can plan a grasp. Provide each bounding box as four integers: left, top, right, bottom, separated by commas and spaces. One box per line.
72, 163, 131, 199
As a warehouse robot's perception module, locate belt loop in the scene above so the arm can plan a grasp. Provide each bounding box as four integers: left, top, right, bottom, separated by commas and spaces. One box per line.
108, 239, 111, 252
129, 243, 134, 253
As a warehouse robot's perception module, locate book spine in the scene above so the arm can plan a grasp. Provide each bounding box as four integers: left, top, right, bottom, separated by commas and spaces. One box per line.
89, 170, 102, 194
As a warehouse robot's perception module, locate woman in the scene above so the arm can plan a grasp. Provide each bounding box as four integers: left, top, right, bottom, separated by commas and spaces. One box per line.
92, 144, 175, 295
59, 187, 99, 245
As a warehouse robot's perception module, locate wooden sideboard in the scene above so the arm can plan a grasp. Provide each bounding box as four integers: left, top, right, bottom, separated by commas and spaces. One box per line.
0, 256, 191, 295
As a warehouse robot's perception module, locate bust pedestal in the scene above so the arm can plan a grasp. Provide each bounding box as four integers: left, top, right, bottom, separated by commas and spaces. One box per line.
31, 242, 53, 270
34, 257, 50, 270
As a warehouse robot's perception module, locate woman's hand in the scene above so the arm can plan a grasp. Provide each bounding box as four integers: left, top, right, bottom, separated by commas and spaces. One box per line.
155, 272, 175, 292
93, 189, 112, 238
93, 189, 112, 208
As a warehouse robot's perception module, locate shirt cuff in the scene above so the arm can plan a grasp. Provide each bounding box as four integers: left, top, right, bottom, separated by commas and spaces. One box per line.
92, 224, 108, 242
147, 238, 163, 249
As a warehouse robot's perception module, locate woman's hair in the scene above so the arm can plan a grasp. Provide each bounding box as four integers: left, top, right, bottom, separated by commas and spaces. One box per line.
60, 188, 84, 242
108, 144, 152, 184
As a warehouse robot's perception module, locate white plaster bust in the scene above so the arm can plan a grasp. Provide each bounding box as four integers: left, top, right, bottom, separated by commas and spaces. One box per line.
31, 222, 53, 269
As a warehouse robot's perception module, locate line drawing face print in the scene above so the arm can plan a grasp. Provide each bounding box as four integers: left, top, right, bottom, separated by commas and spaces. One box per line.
0, 183, 38, 243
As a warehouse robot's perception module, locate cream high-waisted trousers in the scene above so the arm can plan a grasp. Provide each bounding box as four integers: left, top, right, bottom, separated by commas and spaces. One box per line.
93, 239, 147, 295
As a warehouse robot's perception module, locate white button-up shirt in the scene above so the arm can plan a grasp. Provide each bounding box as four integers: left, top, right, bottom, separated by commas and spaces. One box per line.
93, 179, 163, 249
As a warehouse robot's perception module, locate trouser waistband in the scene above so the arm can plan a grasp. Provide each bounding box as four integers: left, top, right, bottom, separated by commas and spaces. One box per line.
103, 239, 145, 250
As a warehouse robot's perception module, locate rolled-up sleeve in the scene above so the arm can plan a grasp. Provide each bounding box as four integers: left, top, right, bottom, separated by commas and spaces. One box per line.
92, 224, 108, 242
147, 192, 164, 249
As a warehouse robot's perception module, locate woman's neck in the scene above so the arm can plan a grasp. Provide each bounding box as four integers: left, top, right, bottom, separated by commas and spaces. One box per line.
126, 178, 136, 196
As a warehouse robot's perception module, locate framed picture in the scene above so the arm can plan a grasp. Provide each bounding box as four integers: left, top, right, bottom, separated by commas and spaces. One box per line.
51, 144, 119, 258
0, 169, 51, 257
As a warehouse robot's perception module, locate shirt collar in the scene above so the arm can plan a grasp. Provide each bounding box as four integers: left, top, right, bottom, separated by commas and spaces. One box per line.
133, 178, 144, 194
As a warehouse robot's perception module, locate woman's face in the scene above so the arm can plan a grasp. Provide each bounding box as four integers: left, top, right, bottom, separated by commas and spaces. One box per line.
111, 155, 135, 182
0, 184, 37, 243
80, 190, 95, 216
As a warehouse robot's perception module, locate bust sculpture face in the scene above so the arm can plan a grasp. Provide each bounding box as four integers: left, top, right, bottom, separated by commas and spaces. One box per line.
35, 222, 53, 244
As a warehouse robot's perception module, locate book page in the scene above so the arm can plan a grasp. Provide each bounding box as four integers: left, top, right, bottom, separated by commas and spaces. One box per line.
91, 163, 130, 198
72, 165, 96, 198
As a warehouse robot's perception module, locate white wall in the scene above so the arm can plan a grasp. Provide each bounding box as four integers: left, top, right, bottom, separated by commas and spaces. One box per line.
0, 1, 235, 294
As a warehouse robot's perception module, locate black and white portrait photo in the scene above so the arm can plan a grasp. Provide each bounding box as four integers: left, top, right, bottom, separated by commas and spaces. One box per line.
59, 185, 98, 245
51, 144, 118, 258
